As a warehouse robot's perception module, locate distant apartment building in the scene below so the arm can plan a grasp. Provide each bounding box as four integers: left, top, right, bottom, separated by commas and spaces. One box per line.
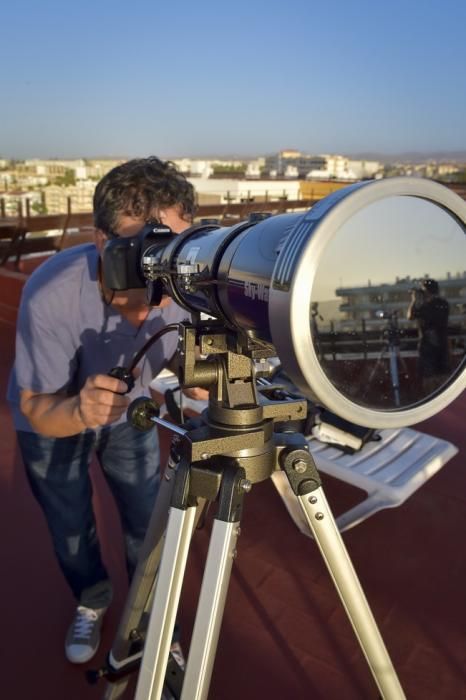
173, 158, 248, 178
437, 164, 460, 177
14, 158, 124, 181
17, 159, 87, 177
188, 177, 301, 205
82, 159, 125, 180
0, 191, 43, 216
44, 180, 96, 214
244, 159, 265, 178
348, 159, 382, 179
310, 155, 381, 180
410, 162, 461, 178
335, 274, 466, 328
0, 172, 15, 192
265, 150, 327, 178
264, 150, 381, 180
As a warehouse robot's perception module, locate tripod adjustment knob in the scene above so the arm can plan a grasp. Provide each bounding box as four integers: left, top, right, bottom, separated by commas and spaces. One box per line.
238, 478, 252, 493
292, 459, 308, 473
127, 397, 160, 431
280, 448, 321, 496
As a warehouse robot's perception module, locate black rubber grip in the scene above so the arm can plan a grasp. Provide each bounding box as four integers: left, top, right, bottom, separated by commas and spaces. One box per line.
108, 367, 135, 393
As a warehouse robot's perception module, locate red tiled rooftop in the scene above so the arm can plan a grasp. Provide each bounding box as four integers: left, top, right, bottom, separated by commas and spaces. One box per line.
1, 310, 466, 699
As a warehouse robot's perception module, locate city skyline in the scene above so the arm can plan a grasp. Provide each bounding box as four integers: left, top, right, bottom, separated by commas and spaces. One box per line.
2, 150, 466, 164
1, 1, 466, 159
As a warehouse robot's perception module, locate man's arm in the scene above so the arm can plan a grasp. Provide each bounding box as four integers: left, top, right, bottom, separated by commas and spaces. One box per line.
407, 290, 423, 320
20, 374, 130, 438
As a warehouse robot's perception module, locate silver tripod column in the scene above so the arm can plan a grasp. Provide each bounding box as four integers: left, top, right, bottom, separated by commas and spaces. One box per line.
282, 447, 405, 700
181, 464, 246, 700
135, 502, 197, 700
135, 457, 247, 700
181, 517, 240, 700
388, 345, 401, 407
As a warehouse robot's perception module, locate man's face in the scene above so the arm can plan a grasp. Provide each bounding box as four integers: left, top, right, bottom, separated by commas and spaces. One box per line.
94, 205, 191, 253
94, 205, 192, 307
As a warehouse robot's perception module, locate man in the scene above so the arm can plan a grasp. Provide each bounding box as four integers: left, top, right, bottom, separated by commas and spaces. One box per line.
7, 157, 201, 664
407, 278, 450, 393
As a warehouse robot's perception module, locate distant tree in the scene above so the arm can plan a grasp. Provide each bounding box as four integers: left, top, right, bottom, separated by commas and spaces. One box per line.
436, 169, 466, 184
31, 201, 47, 215
383, 164, 403, 177
212, 164, 247, 177
52, 169, 76, 186
451, 169, 466, 183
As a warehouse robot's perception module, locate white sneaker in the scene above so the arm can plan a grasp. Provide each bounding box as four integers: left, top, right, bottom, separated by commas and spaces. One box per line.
65, 605, 106, 664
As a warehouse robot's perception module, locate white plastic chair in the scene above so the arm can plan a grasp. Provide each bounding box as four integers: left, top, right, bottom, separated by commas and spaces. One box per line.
271, 427, 458, 532
150, 369, 208, 417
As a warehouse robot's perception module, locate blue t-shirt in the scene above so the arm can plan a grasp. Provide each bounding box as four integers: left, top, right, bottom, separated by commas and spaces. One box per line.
8, 244, 189, 431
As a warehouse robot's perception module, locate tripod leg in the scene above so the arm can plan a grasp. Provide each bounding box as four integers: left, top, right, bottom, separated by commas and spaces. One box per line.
135, 502, 197, 700
181, 464, 246, 700
364, 348, 386, 399
102, 452, 178, 699
102, 449, 206, 700
134, 450, 202, 700
281, 448, 405, 700
388, 348, 401, 406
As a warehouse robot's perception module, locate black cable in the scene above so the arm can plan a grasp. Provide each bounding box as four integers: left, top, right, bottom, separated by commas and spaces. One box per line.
128, 323, 181, 372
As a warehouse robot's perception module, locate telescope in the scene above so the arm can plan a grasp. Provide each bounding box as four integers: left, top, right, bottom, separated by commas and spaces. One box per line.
104, 176, 466, 429
98, 177, 466, 700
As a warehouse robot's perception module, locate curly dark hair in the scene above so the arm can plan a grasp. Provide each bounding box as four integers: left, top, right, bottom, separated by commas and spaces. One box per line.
93, 156, 196, 234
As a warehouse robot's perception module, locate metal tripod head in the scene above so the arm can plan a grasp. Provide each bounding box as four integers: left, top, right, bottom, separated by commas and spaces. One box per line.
130, 318, 311, 486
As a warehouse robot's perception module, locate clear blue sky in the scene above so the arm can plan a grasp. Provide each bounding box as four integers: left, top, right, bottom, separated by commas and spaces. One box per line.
1, 0, 465, 159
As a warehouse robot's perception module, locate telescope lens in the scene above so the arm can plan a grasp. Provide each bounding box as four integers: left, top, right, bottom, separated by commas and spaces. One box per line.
270, 178, 466, 427
312, 196, 465, 403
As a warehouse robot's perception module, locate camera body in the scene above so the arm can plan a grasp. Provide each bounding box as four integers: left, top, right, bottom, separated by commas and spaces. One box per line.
102, 222, 175, 291
409, 281, 425, 298
409, 278, 440, 301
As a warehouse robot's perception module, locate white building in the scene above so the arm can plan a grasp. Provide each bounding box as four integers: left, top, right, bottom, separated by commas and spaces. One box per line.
245, 159, 264, 178
21, 159, 86, 177
188, 177, 301, 205
44, 180, 96, 214
0, 191, 43, 216
347, 159, 382, 179
306, 155, 382, 180
172, 158, 247, 178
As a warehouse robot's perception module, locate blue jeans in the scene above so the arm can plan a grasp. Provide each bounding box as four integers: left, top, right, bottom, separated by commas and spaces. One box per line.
17, 422, 160, 609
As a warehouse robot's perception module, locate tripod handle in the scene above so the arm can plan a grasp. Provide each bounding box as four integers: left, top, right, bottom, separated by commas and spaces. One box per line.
108, 366, 135, 393
127, 397, 160, 431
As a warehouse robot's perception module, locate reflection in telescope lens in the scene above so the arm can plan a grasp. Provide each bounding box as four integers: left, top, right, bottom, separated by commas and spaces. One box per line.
310, 196, 466, 410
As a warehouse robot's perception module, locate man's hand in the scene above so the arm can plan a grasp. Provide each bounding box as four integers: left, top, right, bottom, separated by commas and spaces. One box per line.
78, 374, 131, 429
20, 371, 136, 437
182, 386, 209, 402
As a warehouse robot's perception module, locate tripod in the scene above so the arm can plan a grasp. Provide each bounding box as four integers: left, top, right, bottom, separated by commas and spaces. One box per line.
95, 322, 405, 700
367, 315, 409, 407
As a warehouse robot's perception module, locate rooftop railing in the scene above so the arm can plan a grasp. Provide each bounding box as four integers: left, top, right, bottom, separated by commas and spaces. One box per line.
0, 196, 316, 268
1, 180, 465, 268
